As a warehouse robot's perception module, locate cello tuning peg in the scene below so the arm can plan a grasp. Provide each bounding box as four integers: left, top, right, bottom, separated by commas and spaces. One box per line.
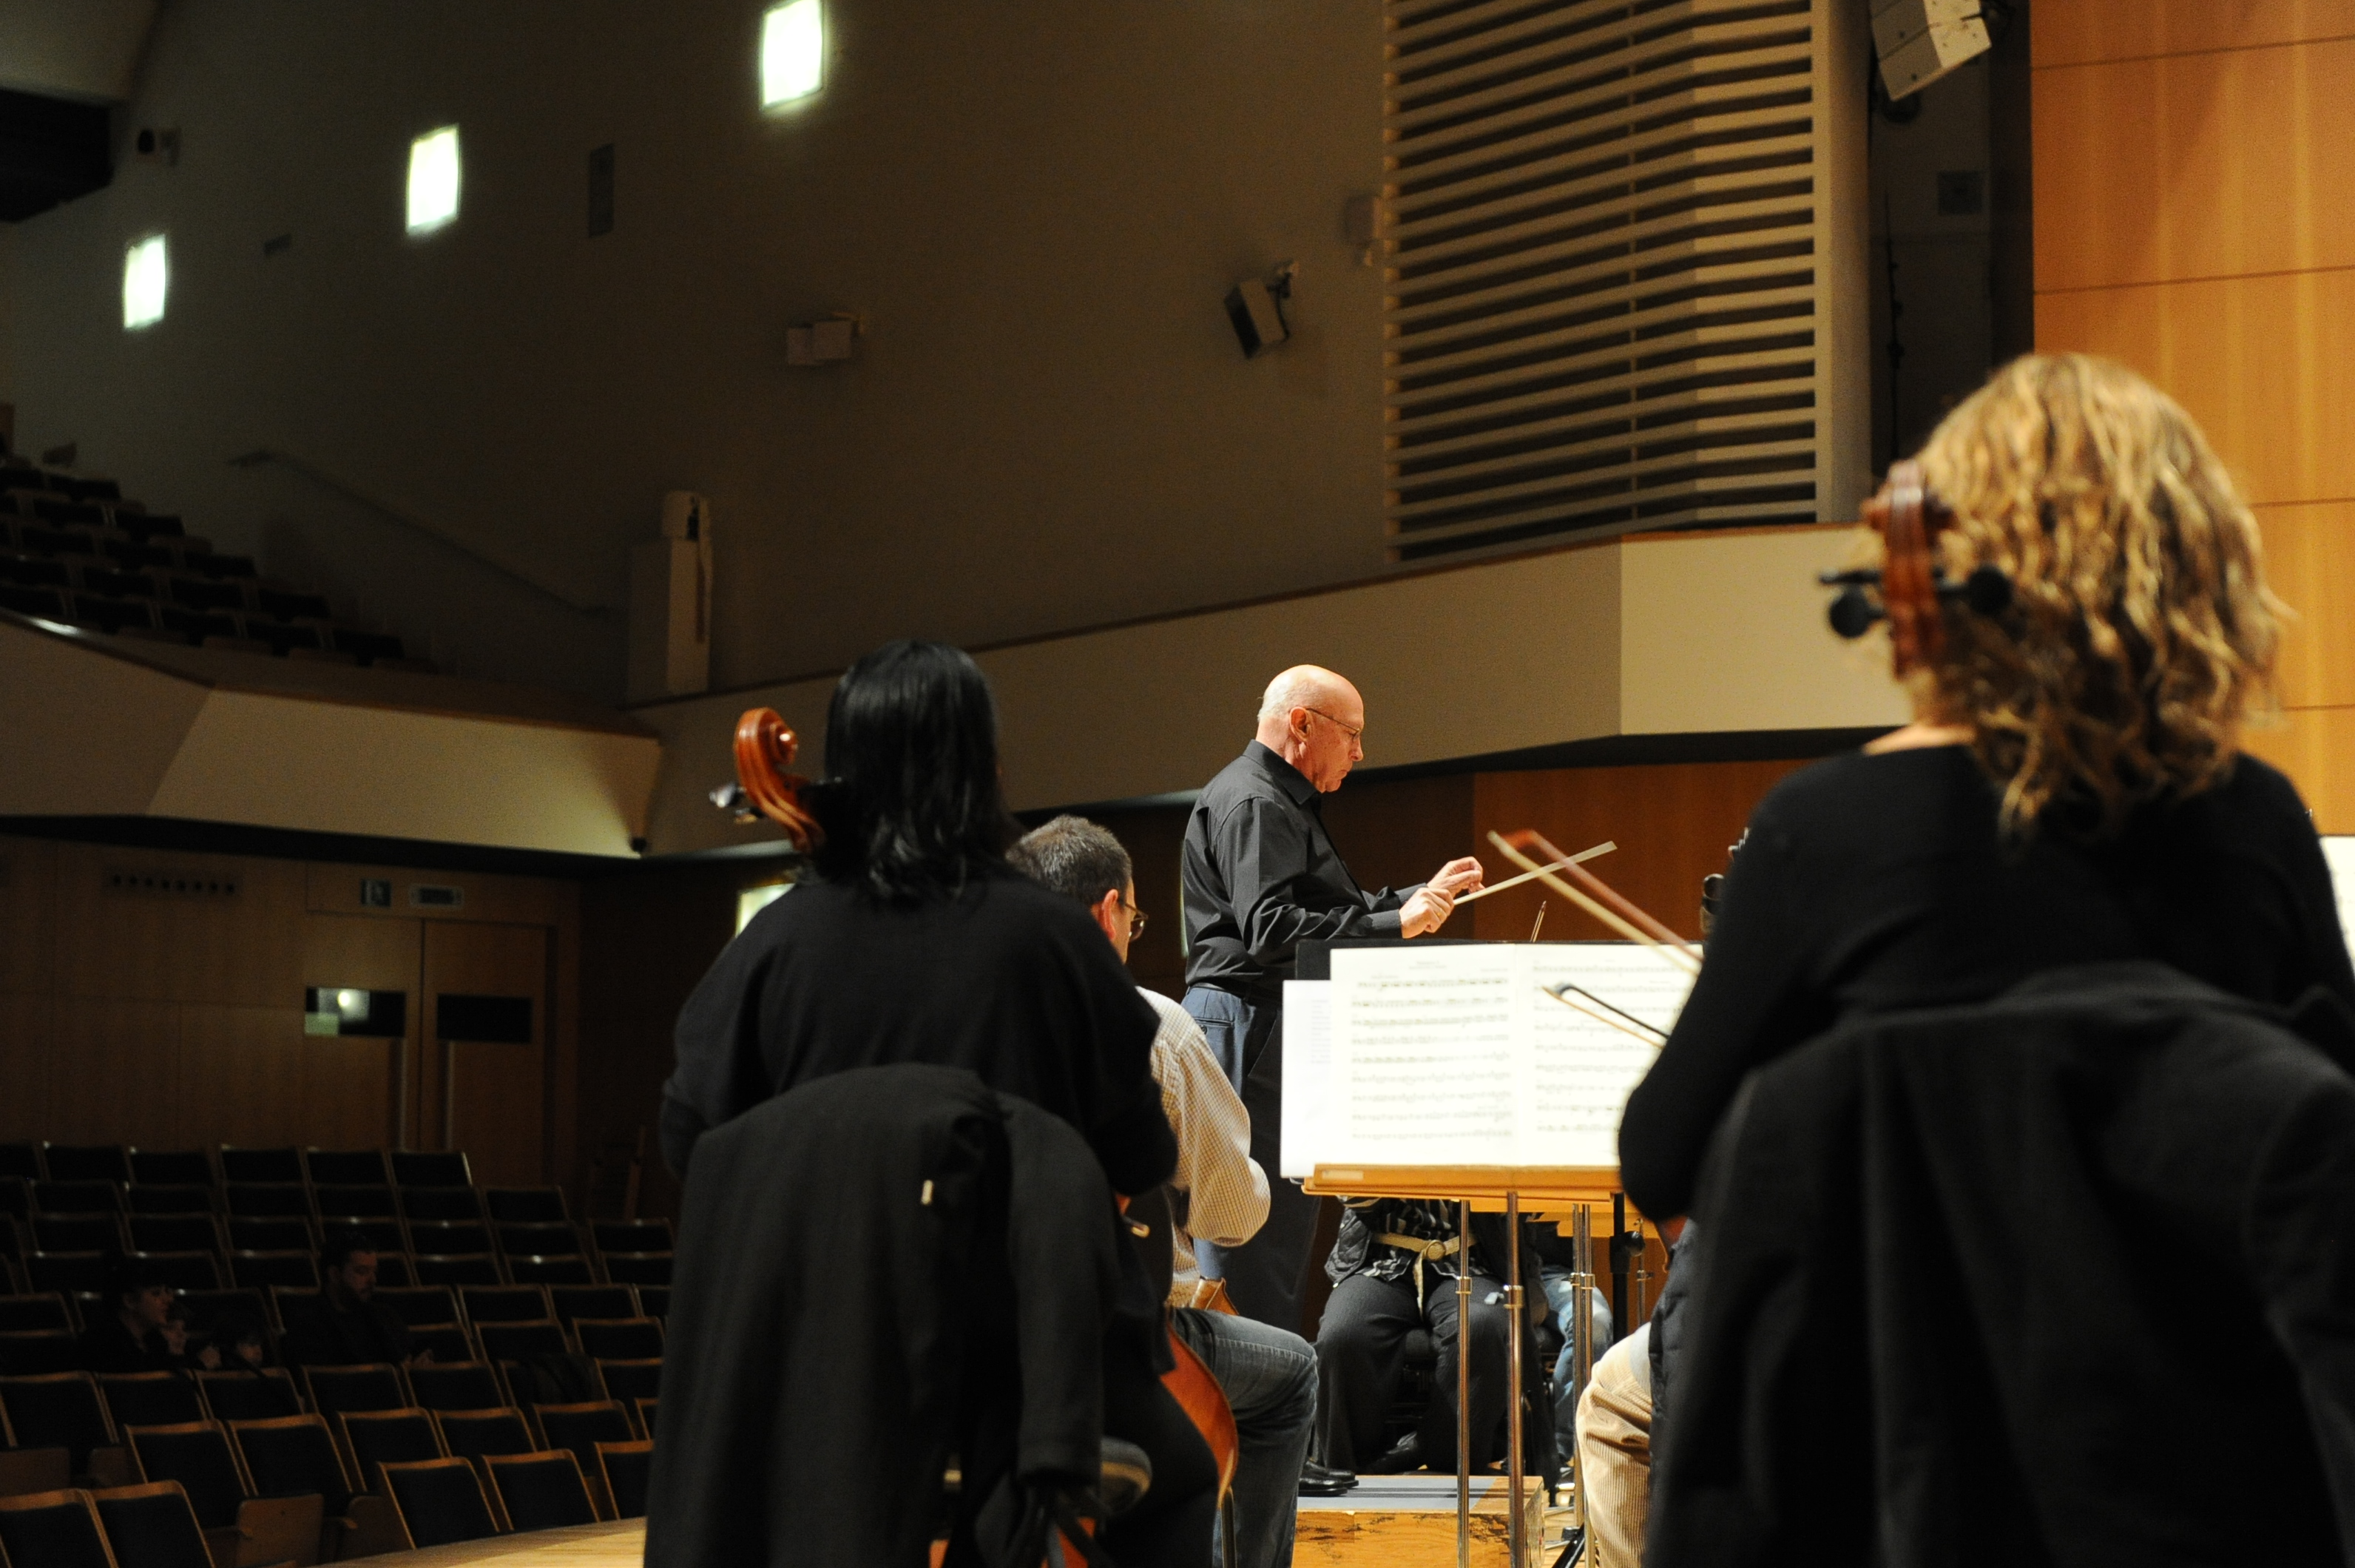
1932, 564, 2014, 617
1828, 585, 1884, 640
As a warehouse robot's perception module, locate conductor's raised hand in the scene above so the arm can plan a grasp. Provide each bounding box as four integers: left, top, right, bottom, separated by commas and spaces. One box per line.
1430, 856, 1484, 898
1399, 883, 1458, 939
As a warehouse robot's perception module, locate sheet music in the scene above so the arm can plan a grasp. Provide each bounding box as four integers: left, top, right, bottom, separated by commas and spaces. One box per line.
2322, 837, 2355, 961
1295, 942, 1696, 1169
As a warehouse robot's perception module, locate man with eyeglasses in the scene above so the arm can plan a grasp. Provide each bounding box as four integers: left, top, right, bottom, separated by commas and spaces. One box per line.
1180, 665, 1483, 1343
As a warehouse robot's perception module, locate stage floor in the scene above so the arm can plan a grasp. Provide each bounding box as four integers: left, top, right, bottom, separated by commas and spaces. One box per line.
345, 1520, 644, 1567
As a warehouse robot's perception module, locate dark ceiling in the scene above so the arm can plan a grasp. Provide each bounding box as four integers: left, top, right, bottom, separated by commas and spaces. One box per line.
0, 87, 112, 222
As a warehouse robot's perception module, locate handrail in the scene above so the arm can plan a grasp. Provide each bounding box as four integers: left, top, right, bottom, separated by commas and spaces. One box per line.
229, 447, 612, 615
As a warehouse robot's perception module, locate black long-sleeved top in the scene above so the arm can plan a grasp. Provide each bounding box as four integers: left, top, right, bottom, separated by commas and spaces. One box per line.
1620, 746, 2355, 1220
1181, 742, 1419, 1004
663, 865, 1175, 1197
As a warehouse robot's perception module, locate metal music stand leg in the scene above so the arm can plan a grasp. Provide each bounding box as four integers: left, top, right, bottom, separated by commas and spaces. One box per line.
1570, 1205, 1595, 1561
1459, 1197, 1473, 1568
1505, 1189, 1527, 1568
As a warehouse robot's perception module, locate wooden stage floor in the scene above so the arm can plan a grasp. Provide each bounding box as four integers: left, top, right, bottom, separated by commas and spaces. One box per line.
346, 1520, 645, 1567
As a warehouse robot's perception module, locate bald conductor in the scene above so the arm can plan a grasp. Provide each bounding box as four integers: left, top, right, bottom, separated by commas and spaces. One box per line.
1180, 666, 1483, 1333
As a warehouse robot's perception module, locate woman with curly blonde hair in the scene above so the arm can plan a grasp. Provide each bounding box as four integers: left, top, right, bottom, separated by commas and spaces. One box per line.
1621, 354, 2354, 1223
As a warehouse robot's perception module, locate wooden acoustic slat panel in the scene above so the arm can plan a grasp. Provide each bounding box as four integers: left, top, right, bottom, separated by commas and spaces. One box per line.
0, 837, 56, 998
2035, 39, 2355, 292
2033, 0, 2355, 69
2254, 501, 2355, 710
50, 998, 182, 1146
2243, 706, 2355, 834
2035, 268, 2355, 507
53, 844, 305, 1008
0, 993, 54, 1139
178, 1005, 311, 1149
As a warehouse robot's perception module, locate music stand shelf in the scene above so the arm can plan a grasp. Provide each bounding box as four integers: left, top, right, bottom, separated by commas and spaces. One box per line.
1303, 1164, 1624, 1209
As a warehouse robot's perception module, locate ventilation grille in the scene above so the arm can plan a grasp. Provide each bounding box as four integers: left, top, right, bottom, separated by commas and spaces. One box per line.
1383, 0, 1838, 563
105, 868, 241, 899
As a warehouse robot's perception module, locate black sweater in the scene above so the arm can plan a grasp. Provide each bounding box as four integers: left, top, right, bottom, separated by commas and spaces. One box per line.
1620, 746, 2355, 1219
664, 866, 1175, 1197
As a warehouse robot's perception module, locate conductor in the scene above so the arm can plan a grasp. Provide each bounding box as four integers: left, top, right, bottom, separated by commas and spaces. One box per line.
1180, 665, 1482, 1333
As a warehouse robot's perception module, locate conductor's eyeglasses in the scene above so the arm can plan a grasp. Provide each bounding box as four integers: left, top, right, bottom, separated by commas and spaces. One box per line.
1304, 707, 1364, 743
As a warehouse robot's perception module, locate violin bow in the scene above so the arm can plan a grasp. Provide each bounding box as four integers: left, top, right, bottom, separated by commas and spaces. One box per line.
1485, 828, 1701, 975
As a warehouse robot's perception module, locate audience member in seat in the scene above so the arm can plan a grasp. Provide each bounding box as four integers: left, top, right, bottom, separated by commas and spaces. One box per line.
1011, 814, 1322, 1568
160, 1299, 221, 1371
78, 1258, 185, 1372
203, 1310, 273, 1373
280, 1230, 433, 1368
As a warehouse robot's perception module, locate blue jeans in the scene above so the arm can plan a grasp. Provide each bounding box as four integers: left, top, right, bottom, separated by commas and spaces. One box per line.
1540, 1266, 1615, 1456
1171, 1306, 1317, 1568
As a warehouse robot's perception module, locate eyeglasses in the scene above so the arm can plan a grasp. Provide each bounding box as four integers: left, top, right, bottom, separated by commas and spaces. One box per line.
1121, 899, 1150, 939
1304, 706, 1365, 743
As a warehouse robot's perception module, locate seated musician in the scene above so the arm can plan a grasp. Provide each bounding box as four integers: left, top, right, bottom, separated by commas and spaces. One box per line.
1314, 1198, 1518, 1475
1620, 351, 2355, 1231
1010, 814, 1322, 1568
663, 639, 1216, 1568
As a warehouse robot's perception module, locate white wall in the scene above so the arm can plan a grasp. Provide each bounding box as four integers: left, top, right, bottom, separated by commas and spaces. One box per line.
7, 0, 1387, 698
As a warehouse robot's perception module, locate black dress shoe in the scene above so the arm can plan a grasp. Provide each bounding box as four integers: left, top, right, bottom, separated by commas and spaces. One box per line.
1297, 1460, 1358, 1496
1362, 1433, 1425, 1475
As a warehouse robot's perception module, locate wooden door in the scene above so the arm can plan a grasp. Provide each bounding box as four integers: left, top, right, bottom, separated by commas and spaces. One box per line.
422, 922, 550, 1186
300, 913, 423, 1149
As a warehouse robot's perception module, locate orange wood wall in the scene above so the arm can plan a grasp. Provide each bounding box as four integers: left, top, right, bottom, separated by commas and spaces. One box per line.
2033, 1, 2355, 826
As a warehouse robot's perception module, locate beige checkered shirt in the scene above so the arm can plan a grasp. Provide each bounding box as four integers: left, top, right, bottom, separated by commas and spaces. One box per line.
1140, 987, 1269, 1304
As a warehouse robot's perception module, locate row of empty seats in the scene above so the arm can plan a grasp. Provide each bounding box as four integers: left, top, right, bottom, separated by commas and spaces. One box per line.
0, 459, 430, 672
0, 1141, 474, 1188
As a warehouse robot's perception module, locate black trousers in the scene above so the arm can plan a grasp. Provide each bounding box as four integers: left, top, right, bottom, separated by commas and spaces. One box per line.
1185, 990, 1325, 1336
1314, 1271, 1512, 1472
1100, 1338, 1220, 1568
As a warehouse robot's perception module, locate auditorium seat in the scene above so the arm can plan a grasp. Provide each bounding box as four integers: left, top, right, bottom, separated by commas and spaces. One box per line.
33, 1183, 121, 1218
598, 1439, 653, 1521
163, 578, 244, 614
545, 1285, 633, 1330
529, 1402, 632, 1510
229, 1414, 351, 1516
0, 1257, 19, 1295
124, 1419, 320, 1567
399, 1190, 484, 1227
635, 1286, 668, 1322
0, 1486, 115, 1568
374, 1285, 460, 1332
90, 1480, 217, 1568
0, 1149, 43, 1185
222, 1184, 309, 1223
408, 1324, 474, 1364
482, 1189, 568, 1226
174, 1290, 268, 1340
300, 1365, 407, 1427
40, 1148, 130, 1186
228, 1252, 317, 1293
215, 1151, 302, 1187
338, 1408, 443, 1495
407, 1220, 492, 1255
589, 1219, 673, 1255
372, 1253, 416, 1289
599, 1252, 672, 1287
0, 1331, 80, 1376
432, 1408, 533, 1489
315, 1217, 402, 1257
379, 1456, 500, 1549
0, 1179, 31, 1220
572, 1319, 662, 1361
129, 1252, 220, 1292
95, 1373, 205, 1433
302, 1150, 389, 1189
312, 1183, 397, 1220
488, 1448, 598, 1530
414, 1254, 502, 1288
0, 1373, 120, 1476
476, 1321, 568, 1367
506, 1255, 595, 1286
458, 1286, 549, 1325
629, 1397, 657, 1439
226, 1217, 311, 1254
0, 584, 67, 619
405, 1363, 504, 1415
270, 1285, 324, 1339
593, 1360, 661, 1412
126, 1216, 222, 1257
28, 1254, 110, 1296
190, 1371, 300, 1426
0, 1296, 72, 1334
493, 1222, 581, 1258
124, 1185, 217, 1217
124, 1152, 215, 1190
389, 1153, 470, 1189
31, 1217, 122, 1255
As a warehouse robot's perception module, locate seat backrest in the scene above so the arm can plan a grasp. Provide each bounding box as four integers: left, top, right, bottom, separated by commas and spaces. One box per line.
96, 1374, 205, 1432
545, 1285, 633, 1328
0, 1178, 30, 1220
229, 1415, 350, 1514
27, 1253, 109, 1295
405, 1220, 491, 1254
33, 1181, 121, 1216
124, 1422, 248, 1530
432, 1407, 535, 1485
631, 1397, 657, 1440
412, 1254, 501, 1288
404, 1361, 503, 1413
598, 1251, 673, 1286
481, 1188, 567, 1224
494, 1221, 579, 1256
339, 1408, 444, 1493
228, 1252, 317, 1291
125, 1152, 214, 1189
124, 1217, 220, 1256
487, 1449, 598, 1531
573, 1317, 663, 1360
373, 1285, 461, 1329
214, 1150, 303, 1186
458, 1285, 549, 1325
636, 1285, 669, 1322
530, 1401, 632, 1484
379, 1458, 499, 1549
505, 1254, 594, 1286
406, 1323, 473, 1364
224, 1218, 311, 1255
589, 1219, 673, 1254
91, 1481, 214, 1568
371, 1254, 416, 1289
1, 1373, 115, 1450
300, 1151, 388, 1189
121, 1186, 215, 1220
394, 1186, 480, 1223
388, 1152, 471, 1188
310, 1182, 397, 1220
0, 1146, 42, 1182
594, 1359, 663, 1410
311, 1214, 401, 1256
0, 1487, 116, 1568
175, 1290, 269, 1338
0, 1330, 81, 1376
31, 1216, 122, 1254
222, 1186, 310, 1221
41, 1146, 130, 1186
476, 1319, 568, 1365
129, 1252, 219, 1293
598, 1439, 654, 1521
191, 1370, 300, 1425
300, 1365, 405, 1419
0, 1294, 72, 1333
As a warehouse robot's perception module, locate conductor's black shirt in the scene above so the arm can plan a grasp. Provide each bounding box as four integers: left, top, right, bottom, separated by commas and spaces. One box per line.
1182, 741, 1418, 1004
1619, 746, 2355, 1220
663, 865, 1175, 1197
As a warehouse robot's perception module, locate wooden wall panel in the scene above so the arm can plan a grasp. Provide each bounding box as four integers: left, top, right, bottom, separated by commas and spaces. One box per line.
2035, 269, 2355, 507
300, 1038, 396, 1152
1324, 776, 1480, 921
2035, 1, 2355, 68
425, 922, 549, 1189
1470, 761, 1810, 944
49, 999, 180, 1146
0, 993, 53, 1139
53, 845, 305, 1008
308, 863, 563, 926
2036, 41, 2355, 291
0, 837, 55, 997
2255, 501, 2355, 710
2243, 706, 2355, 831
178, 1006, 311, 1149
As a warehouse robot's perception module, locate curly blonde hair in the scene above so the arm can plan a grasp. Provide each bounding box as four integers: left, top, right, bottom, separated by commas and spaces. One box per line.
1906, 354, 2282, 838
